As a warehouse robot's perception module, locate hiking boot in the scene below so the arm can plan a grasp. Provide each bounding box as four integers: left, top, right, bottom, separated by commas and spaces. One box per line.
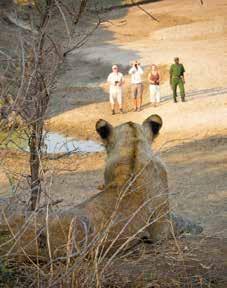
137, 107, 141, 112
174, 99, 177, 103
120, 108, 124, 114
134, 107, 137, 112
112, 110, 115, 115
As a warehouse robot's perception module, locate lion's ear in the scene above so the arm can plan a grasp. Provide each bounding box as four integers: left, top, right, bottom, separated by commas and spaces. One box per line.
96, 119, 113, 140
142, 114, 163, 140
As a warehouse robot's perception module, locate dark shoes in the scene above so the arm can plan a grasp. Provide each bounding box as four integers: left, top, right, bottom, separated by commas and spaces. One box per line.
112, 109, 124, 115
174, 98, 186, 103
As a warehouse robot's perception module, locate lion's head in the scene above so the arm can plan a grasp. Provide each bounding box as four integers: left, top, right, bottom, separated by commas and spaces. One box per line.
96, 115, 163, 186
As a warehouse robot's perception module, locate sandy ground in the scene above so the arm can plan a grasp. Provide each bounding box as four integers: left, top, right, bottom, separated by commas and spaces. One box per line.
48, 0, 227, 137
1, 0, 227, 237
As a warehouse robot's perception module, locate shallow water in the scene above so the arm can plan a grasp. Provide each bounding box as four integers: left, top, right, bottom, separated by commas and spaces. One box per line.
0, 130, 104, 154
44, 132, 104, 154
0, 131, 104, 197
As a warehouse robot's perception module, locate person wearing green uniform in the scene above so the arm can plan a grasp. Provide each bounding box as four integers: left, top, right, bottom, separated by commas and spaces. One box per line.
170, 57, 185, 102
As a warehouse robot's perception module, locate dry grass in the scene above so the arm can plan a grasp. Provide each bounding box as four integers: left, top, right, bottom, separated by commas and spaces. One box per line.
0, 223, 225, 287
0, 170, 226, 287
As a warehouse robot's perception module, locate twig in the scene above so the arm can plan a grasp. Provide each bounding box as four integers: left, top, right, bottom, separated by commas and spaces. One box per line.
131, 1, 159, 22
39, 199, 64, 209
55, 0, 72, 43
46, 203, 54, 281
43, 148, 79, 160
63, 19, 101, 57
73, 0, 88, 25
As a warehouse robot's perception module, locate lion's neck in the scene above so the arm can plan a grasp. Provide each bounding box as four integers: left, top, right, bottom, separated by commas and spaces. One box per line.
104, 154, 151, 192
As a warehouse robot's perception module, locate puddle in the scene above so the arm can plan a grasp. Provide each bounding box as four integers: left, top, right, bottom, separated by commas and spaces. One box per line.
44, 132, 104, 154
0, 132, 104, 199
0, 130, 104, 154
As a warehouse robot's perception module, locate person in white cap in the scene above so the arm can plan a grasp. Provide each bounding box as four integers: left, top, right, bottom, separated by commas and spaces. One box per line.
107, 65, 124, 115
128, 60, 144, 112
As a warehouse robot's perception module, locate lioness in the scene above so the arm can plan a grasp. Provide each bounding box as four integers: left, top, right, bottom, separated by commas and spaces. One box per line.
1, 114, 171, 258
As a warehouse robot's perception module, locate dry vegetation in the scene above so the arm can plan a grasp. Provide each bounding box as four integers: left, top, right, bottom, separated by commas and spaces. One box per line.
0, 0, 226, 287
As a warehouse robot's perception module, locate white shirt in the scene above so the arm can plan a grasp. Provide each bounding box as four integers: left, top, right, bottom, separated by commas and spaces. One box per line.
107, 72, 124, 90
128, 66, 144, 84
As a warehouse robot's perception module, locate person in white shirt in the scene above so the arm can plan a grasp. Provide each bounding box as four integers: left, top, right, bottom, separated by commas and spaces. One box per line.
128, 60, 144, 112
107, 65, 124, 115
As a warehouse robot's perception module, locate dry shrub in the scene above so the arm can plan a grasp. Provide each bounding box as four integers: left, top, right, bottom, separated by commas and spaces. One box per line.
1, 234, 225, 287
0, 191, 226, 287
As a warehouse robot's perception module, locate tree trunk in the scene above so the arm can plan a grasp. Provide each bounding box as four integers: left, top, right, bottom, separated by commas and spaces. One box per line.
29, 122, 43, 210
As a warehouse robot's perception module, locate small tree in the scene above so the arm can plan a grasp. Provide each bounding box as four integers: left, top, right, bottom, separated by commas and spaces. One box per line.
1, 0, 98, 210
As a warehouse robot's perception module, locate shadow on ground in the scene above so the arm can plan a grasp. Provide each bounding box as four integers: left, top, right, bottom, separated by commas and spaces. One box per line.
161, 135, 227, 237
161, 86, 227, 103
103, 236, 227, 287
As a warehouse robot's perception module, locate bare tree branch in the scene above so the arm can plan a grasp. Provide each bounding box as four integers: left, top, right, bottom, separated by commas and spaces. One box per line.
63, 19, 101, 57
131, 0, 159, 22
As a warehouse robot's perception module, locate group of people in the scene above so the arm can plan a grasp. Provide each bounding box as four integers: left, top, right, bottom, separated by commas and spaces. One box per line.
107, 57, 186, 115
